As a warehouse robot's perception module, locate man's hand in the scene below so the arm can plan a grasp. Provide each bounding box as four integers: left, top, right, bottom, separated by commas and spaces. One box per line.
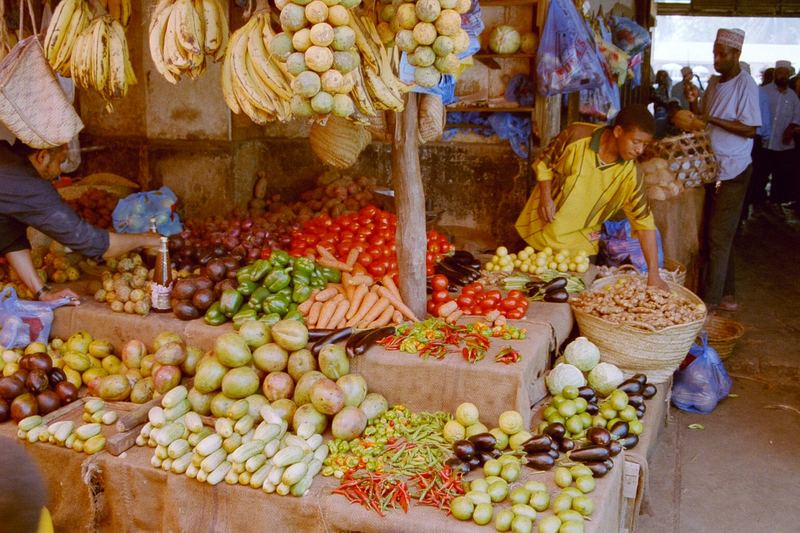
647, 271, 670, 292
538, 195, 556, 224
41, 288, 81, 305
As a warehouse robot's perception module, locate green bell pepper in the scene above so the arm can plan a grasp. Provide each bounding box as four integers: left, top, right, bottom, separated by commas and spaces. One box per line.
309, 270, 327, 289
232, 308, 258, 329
294, 257, 316, 278
248, 286, 270, 309
292, 283, 313, 304
292, 272, 311, 287
263, 293, 290, 316
204, 302, 227, 326
236, 265, 254, 284
259, 313, 281, 327
237, 280, 258, 297
283, 309, 304, 322
219, 289, 244, 318
263, 268, 291, 293
249, 259, 272, 282
271, 250, 290, 267
318, 266, 341, 283
287, 302, 298, 312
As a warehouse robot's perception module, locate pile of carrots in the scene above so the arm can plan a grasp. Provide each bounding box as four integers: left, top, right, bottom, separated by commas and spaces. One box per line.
298, 266, 419, 330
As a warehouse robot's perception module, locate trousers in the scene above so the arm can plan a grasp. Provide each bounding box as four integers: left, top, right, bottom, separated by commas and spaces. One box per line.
702, 165, 752, 305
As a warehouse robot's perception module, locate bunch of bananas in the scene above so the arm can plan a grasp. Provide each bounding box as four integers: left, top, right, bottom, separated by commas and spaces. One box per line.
70, 16, 137, 102
149, 0, 229, 83
221, 11, 293, 123
347, 15, 410, 115
44, 0, 91, 76
96, 0, 132, 28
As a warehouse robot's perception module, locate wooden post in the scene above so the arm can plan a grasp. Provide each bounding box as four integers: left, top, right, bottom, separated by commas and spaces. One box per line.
390, 93, 427, 319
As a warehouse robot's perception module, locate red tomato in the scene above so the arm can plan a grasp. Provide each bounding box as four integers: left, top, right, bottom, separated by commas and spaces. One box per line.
456, 295, 474, 308
480, 300, 498, 313
461, 288, 476, 298
357, 254, 373, 266
432, 290, 450, 303
426, 265, 434, 276
368, 263, 387, 277
369, 236, 385, 247
431, 275, 449, 291
500, 298, 518, 311
465, 282, 484, 293
485, 289, 502, 300
507, 309, 525, 320
427, 300, 437, 314
507, 290, 525, 301
368, 247, 383, 258
428, 242, 441, 254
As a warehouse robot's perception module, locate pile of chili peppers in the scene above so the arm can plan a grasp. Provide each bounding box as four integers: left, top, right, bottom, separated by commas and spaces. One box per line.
377, 318, 527, 365
332, 466, 466, 516
495, 346, 522, 365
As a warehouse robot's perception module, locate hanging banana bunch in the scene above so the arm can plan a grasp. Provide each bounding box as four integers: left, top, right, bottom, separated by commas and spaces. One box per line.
70, 16, 137, 104
44, 0, 92, 76
149, 0, 229, 83
96, 0, 132, 28
220, 9, 293, 124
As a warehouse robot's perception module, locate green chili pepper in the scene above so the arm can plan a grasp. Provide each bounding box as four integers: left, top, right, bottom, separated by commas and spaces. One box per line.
263, 293, 290, 316
219, 289, 244, 318
270, 250, 290, 267
263, 268, 291, 293
259, 312, 281, 327
203, 302, 227, 326
236, 280, 258, 297
318, 265, 341, 283
236, 265, 254, 284
232, 308, 258, 329
248, 259, 272, 282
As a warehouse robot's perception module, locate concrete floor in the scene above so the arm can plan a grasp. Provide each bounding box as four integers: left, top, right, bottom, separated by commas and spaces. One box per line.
637, 212, 800, 532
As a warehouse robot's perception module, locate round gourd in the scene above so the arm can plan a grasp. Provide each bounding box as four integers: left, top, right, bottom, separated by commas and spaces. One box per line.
412, 22, 437, 46
305, 46, 334, 72
292, 71, 322, 98
311, 91, 335, 114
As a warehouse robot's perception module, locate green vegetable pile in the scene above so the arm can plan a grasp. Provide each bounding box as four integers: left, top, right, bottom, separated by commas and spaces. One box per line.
203, 250, 341, 327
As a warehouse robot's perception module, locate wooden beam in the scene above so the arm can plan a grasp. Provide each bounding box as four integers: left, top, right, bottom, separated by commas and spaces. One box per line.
390, 94, 427, 319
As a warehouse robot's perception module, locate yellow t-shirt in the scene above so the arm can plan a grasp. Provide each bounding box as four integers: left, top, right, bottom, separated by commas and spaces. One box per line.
515, 123, 656, 255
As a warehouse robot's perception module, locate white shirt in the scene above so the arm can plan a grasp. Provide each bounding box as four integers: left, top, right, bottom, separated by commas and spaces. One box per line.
702, 71, 762, 181
760, 82, 800, 151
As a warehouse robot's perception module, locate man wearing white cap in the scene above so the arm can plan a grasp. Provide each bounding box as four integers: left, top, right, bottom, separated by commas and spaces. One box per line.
671, 66, 702, 110
685, 28, 761, 311
754, 60, 800, 216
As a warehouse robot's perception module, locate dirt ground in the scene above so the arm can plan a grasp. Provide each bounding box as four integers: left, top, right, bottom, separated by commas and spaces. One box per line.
636, 211, 800, 532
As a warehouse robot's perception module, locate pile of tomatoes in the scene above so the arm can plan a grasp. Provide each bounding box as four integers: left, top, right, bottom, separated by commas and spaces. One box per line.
427, 275, 529, 320
289, 205, 453, 280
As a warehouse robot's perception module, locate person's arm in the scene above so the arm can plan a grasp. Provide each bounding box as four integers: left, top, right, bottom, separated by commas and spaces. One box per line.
4, 249, 79, 303
705, 116, 757, 138
104, 232, 161, 260
537, 180, 555, 224
637, 230, 669, 291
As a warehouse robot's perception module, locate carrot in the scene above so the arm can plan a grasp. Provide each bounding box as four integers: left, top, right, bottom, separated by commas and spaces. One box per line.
298, 290, 319, 315
353, 263, 367, 275
376, 286, 419, 321
348, 274, 374, 287
392, 310, 403, 324
445, 309, 463, 325
367, 305, 395, 329
326, 300, 350, 331
360, 297, 391, 326
318, 256, 352, 272
346, 248, 360, 268
308, 302, 323, 327
337, 318, 346, 328
315, 287, 339, 302
317, 299, 339, 329
346, 284, 369, 320
381, 275, 402, 300
342, 273, 354, 301
437, 301, 458, 318
346, 290, 378, 326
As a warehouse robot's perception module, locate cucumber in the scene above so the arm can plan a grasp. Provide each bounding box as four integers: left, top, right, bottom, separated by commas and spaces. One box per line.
161, 386, 188, 409
167, 439, 190, 459
282, 435, 311, 453
253, 422, 282, 443
75, 423, 102, 440
196, 469, 208, 483
150, 455, 162, 468
250, 464, 272, 489
186, 464, 199, 479
161, 458, 173, 471
282, 462, 308, 486
50, 421, 75, 444
296, 422, 315, 440
195, 433, 223, 456
262, 481, 276, 493
273, 446, 305, 468
65, 434, 77, 449
215, 418, 234, 439
238, 471, 251, 486
90, 410, 106, 424
276, 483, 290, 496
226, 399, 250, 420
234, 415, 255, 436
223, 433, 243, 454
225, 469, 239, 485
155, 445, 169, 460
164, 399, 190, 422
171, 453, 193, 474
201, 448, 228, 473
135, 435, 146, 447
189, 427, 213, 447
228, 440, 266, 464
264, 439, 281, 458
267, 465, 285, 486
140, 422, 153, 438
207, 461, 232, 486
232, 462, 245, 475
313, 445, 329, 463
19, 415, 43, 432
154, 423, 185, 447
259, 405, 283, 424
191, 452, 204, 468
184, 412, 204, 433
84, 434, 106, 454
84, 399, 105, 414
290, 473, 314, 497
72, 438, 84, 452
245, 453, 267, 473
148, 406, 166, 428
16, 429, 26, 440
27, 426, 48, 444
305, 434, 324, 451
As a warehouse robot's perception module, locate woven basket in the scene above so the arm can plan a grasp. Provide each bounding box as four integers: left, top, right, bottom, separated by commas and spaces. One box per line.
704, 315, 744, 361
418, 94, 445, 144
571, 275, 706, 383
662, 258, 687, 286
309, 116, 371, 169
643, 131, 717, 188
0, 36, 83, 148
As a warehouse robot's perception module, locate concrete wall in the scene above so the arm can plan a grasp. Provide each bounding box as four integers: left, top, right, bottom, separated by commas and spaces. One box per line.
75, 0, 543, 247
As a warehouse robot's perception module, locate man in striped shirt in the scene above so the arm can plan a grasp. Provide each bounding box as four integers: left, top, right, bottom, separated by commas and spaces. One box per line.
516, 105, 667, 290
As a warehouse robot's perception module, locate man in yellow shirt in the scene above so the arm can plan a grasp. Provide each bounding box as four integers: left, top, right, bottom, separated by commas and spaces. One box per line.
516, 104, 668, 289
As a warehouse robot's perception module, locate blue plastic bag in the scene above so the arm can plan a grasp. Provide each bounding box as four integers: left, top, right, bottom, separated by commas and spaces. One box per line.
609, 16, 651, 56
112, 186, 182, 236
536, 0, 607, 96
672, 333, 733, 414
600, 220, 663, 271
0, 287, 70, 348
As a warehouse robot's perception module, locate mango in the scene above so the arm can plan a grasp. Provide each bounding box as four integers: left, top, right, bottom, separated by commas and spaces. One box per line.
88, 340, 114, 358
63, 351, 91, 372
130, 377, 155, 404
98, 374, 132, 401
101, 355, 124, 375
82, 367, 108, 386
